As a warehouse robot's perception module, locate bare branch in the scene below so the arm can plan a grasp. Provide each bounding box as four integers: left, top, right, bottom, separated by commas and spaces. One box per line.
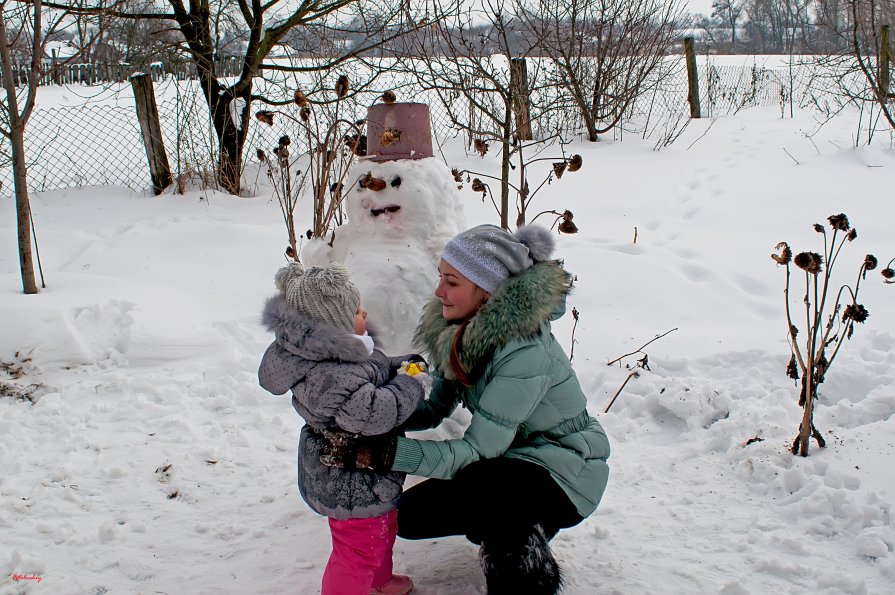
604, 371, 640, 414
607, 328, 678, 367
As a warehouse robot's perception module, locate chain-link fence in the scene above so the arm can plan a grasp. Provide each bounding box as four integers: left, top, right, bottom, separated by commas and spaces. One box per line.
0, 102, 148, 195
0, 58, 881, 198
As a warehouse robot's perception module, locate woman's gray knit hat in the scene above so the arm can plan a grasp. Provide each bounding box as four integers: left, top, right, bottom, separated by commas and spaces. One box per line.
441, 224, 556, 293
274, 263, 361, 333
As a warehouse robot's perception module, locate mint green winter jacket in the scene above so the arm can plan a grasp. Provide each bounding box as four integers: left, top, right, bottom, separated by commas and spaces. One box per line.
391, 260, 610, 518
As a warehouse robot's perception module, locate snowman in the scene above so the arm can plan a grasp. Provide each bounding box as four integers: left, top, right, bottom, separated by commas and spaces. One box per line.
303, 102, 466, 354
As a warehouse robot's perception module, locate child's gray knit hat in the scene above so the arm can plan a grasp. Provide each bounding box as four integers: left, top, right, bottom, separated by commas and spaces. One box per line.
441, 224, 555, 293
274, 263, 361, 333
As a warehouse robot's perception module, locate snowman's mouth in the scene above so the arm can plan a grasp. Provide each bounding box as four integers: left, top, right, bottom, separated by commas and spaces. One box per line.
371, 205, 401, 217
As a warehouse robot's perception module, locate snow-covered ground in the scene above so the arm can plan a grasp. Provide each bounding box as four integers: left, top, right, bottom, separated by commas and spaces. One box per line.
2, 96, 894, 594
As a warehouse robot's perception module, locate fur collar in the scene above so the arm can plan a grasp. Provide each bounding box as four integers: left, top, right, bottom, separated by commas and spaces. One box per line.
414, 261, 571, 382
262, 295, 371, 362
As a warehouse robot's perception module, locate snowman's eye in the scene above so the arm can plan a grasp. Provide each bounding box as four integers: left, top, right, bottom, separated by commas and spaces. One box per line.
391, 176, 402, 188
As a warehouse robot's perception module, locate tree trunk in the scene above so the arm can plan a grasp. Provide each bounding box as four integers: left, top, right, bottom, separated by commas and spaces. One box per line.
588, 72, 602, 142
217, 118, 246, 195
199, 75, 251, 196
11, 124, 38, 294
510, 58, 532, 141
879, 25, 890, 104
499, 114, 511, 230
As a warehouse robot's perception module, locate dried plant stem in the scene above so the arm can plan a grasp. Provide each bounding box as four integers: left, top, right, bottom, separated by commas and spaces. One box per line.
825, 283, 860, 368
607, 328, 678, 367
797, 369, 817, 454
317, 120, 362, 235
780, 216, 891, 456
802, 270, 812, 380
812, 230, 844, 349
792, 422, 825, 455
783, 148, 800, 165
795, 267, 821, 454
782, 262, 806, 372
789, 227, 860, 455
29, 211, 45, 289
604, 371, 639, 414
261, 102, 362, 249
530, 209, 563, 225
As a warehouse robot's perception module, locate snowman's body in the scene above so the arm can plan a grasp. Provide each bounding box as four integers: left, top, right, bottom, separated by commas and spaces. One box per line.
304, 158, 465, 354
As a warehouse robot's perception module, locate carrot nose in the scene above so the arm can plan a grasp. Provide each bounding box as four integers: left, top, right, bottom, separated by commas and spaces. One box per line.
358, 173, 387, 192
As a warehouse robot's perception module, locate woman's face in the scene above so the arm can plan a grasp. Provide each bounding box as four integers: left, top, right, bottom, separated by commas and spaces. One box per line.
435, 259, 489, 322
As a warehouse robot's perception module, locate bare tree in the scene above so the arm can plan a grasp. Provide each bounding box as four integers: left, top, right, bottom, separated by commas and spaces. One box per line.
713, 0, 745, 49
519, 0, 683, 143
844, 0, 895, 128
36, 0, 433, 195
743, 0, 815, 53
394, 0, 550, 229
811, 0, 895, 134
88, 0, 182, 65
1, 0, 65, 293
813, 0, 851, 52
692, 12, 723, 47
745, 0, 789, 52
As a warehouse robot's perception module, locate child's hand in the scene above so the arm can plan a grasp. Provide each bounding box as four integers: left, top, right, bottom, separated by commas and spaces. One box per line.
399, 361, 431, 394
399, 361, 427, 377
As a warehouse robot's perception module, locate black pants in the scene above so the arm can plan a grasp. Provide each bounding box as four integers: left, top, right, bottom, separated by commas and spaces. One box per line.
397, 458, 583, 546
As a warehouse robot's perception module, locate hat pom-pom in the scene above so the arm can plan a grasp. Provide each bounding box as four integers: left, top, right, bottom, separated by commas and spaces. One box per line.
515, 225, 555, 262
313, 263, 353, 297
274, 262, 305, 293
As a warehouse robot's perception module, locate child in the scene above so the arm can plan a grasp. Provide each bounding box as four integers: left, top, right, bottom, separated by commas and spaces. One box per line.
258, 262, 424, 595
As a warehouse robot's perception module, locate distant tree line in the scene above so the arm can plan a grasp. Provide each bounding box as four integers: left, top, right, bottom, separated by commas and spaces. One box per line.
5, 0, 892, 295
6, 0, 892, 202
691, 0, 895, 54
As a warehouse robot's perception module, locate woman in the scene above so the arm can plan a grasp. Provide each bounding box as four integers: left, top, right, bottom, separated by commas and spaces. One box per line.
323, 224, 610, 595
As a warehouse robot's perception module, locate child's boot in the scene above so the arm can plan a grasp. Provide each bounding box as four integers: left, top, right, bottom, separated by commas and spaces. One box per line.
370, 574, 413, 595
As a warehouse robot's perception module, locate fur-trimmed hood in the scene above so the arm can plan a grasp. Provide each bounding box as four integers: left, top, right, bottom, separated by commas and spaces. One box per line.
261, 294, 370, 363
414, 260, 572, 382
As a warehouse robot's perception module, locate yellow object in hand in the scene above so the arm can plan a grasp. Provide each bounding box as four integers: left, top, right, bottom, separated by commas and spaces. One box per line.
402, 362, 426, 377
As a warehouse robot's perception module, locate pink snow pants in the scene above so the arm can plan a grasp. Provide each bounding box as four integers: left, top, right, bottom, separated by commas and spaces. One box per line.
321, 510, 398, 595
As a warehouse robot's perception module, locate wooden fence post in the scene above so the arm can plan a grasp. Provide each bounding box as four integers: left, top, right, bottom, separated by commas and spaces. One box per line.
130, 73, 172, 195
880, 25, 891, 100
684, 37, 701, 119
510, 57, 533, 141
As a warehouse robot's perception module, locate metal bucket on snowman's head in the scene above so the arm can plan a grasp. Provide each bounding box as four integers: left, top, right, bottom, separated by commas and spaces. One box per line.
364, 102, 433, 162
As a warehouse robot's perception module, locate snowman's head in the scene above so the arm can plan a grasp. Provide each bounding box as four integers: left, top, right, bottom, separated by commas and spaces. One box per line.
347, 158, 463, 242
351, 169, 404, 238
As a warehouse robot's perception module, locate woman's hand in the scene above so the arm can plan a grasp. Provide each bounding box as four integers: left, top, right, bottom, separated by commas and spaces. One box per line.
400, 366, 432, 395
319, 430, 397, 471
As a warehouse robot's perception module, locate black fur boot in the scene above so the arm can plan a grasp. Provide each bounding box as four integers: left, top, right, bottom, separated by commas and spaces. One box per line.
480, 524, 563, 595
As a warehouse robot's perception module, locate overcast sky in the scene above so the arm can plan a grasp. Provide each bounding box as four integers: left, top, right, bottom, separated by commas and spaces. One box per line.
686, 0, 714, 15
